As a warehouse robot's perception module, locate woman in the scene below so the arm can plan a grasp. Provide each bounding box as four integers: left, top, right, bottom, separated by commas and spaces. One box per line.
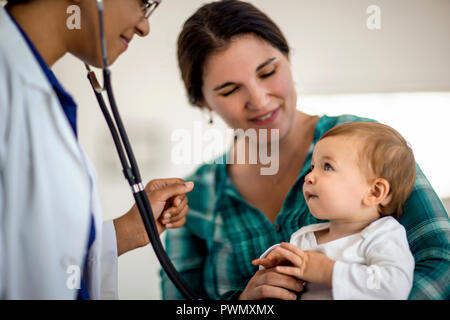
0, 0, 193, 299
161, 0, 449, 300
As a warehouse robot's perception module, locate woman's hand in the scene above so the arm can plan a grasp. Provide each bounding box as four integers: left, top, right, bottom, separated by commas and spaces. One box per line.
238, 267, 304, 300
113, 178, 194, 256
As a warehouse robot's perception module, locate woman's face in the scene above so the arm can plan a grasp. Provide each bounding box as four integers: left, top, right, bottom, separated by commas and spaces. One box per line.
70, 0, 150, 67
202, 34, 298, 142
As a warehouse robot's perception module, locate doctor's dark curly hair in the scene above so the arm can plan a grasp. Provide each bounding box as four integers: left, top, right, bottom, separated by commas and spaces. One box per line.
177, 0, 290, 109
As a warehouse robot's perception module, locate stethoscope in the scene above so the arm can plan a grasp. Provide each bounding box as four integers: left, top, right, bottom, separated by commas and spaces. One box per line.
84, 0, 201, 300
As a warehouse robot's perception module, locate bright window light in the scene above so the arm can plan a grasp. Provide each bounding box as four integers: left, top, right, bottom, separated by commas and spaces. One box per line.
299, 92, 450, 199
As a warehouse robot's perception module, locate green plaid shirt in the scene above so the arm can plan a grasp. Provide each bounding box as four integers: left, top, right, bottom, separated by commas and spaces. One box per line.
161, 114, 450, 300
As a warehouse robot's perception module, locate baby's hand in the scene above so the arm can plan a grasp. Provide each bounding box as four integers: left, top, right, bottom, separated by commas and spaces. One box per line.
252, 246, 290, 269
268, 242, 335, 287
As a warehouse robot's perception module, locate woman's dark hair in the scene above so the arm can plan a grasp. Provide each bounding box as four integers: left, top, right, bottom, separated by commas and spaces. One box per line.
177, 0, 290, 108
5, 0, 29, 4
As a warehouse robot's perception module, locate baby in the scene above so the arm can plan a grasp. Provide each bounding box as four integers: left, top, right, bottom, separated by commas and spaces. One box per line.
252, 122, 416, 300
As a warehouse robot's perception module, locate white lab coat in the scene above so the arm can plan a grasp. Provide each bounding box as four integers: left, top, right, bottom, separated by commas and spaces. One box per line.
0, 8, 118, 299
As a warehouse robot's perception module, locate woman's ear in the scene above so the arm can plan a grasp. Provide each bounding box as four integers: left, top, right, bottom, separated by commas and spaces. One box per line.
362, 178, 391, 207
200, 98, 212, 111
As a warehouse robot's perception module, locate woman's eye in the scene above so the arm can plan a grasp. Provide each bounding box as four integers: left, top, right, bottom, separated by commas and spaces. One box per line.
324, 163, 333, 171
260, 69, 276, 79
221, 87, 239, 97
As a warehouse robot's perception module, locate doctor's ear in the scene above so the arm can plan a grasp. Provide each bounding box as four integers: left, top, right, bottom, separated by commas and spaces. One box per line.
362, 178, 391, 207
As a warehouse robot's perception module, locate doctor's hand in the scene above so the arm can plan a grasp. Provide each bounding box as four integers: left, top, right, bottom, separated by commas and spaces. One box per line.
113, 178, 194, 256
147, 178, 194, 233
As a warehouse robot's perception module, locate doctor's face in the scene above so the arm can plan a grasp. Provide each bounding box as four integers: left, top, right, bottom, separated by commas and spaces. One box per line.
201, 34, 298, 143
71, 0, 151, 67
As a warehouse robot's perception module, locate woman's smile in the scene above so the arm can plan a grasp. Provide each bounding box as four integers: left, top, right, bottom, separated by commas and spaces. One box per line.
249, 107, 280, 125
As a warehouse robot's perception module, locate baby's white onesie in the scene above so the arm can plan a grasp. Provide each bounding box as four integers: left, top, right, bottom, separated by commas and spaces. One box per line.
259, 216, 415, 299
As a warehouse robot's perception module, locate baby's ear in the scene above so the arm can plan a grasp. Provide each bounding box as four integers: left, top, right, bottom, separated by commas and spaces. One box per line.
362, 178, 391, 207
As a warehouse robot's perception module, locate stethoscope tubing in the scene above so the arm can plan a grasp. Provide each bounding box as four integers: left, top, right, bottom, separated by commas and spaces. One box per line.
84, 0, 202, 300
87, 68, 201, 300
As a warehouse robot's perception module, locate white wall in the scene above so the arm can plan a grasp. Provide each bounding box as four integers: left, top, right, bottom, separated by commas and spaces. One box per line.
39, 0, 450, 299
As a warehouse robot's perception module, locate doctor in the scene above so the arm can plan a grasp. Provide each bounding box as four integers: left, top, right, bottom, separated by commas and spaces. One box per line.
0, 0, 193, 299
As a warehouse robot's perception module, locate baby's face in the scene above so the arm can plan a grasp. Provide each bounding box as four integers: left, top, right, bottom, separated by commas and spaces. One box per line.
303, 136, 371, 221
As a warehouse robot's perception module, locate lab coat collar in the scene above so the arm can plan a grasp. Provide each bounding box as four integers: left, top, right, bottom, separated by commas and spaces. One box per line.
0, 8, 87, 167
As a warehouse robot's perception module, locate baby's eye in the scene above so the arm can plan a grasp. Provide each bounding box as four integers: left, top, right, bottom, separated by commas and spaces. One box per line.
310, 164, 315, 171
324, 163, 333, 171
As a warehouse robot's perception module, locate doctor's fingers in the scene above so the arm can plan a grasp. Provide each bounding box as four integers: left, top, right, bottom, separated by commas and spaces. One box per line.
161, 198, 188, 223
151, 181, 194, 202
159, 200, 189, 224
161, 205, 189, 229
146, 178, 187, 193
164, 207, 188, 229
171, 194, 187, 208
